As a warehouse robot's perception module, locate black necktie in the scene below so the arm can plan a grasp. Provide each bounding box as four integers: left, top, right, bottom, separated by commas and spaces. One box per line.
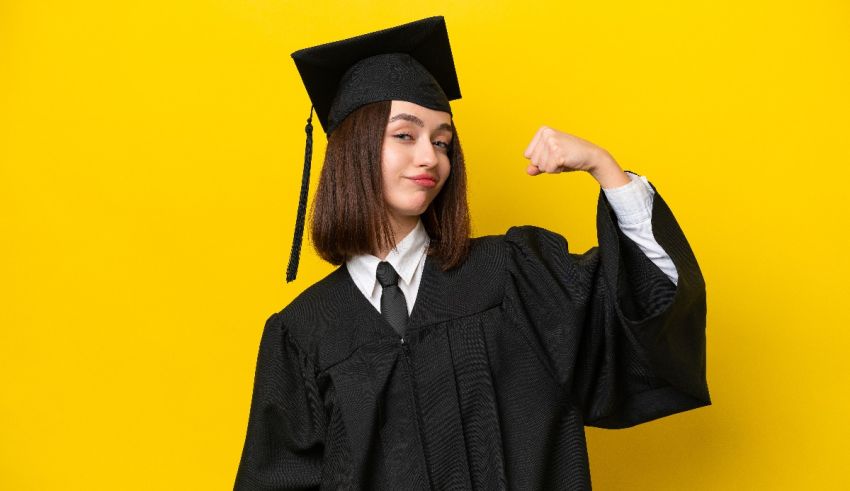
376, 261, 409, 337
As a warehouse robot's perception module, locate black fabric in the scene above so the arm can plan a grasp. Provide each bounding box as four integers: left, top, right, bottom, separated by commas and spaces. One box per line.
291, 16, 461, 135
234, 181, 711, 490
325, 53, 451, 135
376, 261, 409, 337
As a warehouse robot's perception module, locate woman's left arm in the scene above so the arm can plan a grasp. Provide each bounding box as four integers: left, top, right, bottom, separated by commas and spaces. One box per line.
524, 125, 678, 285
514, 124, 710, 428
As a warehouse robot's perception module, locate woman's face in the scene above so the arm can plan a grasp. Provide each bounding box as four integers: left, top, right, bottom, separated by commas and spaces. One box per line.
381, 100, 453, 223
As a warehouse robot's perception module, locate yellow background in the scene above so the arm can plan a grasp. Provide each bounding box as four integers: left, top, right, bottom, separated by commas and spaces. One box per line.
2, 1, 848, 489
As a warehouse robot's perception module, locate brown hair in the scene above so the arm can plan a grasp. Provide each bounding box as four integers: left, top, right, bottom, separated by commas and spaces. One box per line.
310, 100, 471, 271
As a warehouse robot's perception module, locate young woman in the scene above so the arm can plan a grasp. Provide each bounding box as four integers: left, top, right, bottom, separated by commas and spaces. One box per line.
235, 16, 709, 490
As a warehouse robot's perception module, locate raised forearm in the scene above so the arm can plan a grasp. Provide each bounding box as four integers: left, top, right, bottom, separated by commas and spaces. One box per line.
588, 149, 631, 189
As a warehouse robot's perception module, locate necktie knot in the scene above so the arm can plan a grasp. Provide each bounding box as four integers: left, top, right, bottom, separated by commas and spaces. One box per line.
376, 261, 400, 287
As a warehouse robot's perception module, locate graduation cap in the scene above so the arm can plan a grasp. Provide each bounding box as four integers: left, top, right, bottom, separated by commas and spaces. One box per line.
285, 16, 462, 282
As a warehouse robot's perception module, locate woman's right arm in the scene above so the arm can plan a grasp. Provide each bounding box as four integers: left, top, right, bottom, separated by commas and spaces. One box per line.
234, 313, 325, 490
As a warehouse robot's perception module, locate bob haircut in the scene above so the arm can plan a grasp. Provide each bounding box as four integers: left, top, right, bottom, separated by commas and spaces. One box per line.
310, 100, 471, 271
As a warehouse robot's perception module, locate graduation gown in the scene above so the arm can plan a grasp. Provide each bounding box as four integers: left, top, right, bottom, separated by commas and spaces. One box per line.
234, 183, 710, 490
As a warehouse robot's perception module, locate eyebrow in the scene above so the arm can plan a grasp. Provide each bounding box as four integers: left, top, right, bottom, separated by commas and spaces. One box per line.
389, 113, 453, 133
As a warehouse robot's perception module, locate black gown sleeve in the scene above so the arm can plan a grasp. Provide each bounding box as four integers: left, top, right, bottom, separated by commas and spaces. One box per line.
234, 312, 326, 490
504, 180, 710, 429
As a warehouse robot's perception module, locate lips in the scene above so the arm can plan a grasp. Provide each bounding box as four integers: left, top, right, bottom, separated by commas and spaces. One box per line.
407, 174, 438, 188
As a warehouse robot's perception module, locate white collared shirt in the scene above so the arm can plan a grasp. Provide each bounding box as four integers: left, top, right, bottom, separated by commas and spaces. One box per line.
345, 219, 430, 316
346, 171, 678, 315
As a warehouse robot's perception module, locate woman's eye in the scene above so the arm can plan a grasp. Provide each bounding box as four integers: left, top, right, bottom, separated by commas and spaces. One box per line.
393, 133, 413, 141
433, 141, 450, 149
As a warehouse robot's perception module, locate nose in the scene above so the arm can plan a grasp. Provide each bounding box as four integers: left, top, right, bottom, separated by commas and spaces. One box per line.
415, 138, 439, 168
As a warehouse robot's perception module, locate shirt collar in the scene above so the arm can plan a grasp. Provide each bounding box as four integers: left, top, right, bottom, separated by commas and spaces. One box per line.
346, 219, 430, 297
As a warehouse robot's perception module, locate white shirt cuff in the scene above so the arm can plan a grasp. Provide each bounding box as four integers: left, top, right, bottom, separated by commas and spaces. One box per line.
602, 171, 655, 225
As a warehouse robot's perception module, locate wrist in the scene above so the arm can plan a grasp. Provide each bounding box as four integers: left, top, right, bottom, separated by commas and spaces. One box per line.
588, 150, 629, 189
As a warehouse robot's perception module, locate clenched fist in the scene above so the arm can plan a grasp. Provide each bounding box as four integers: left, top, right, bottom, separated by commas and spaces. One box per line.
523, 125, 631, 189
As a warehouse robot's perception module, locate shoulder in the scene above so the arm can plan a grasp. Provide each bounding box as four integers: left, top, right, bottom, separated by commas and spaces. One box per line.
455, 225, 569, 281
270, 266, 351, 352
504, 224, 568, 246
487, 225, 588, 276
465, 232, 506, 264
472, 225, 570, 257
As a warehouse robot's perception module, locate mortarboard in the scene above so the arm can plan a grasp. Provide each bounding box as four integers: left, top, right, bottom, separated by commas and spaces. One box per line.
285, 16, 462, 282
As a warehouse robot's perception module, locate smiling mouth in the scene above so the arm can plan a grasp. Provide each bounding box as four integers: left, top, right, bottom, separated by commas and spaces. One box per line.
408, 177, 437, 188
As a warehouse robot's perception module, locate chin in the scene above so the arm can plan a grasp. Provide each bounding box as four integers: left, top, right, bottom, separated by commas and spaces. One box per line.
413, 202, 434, 215
402, 207, 427, 217
403, 200, 431, 215
387, 194, 434, 218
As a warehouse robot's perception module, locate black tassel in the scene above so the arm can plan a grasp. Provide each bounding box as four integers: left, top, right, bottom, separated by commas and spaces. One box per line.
286, 106, 314, 283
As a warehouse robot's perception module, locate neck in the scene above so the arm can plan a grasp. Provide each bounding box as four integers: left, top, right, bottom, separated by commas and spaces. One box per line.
374, 214, 419, 260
